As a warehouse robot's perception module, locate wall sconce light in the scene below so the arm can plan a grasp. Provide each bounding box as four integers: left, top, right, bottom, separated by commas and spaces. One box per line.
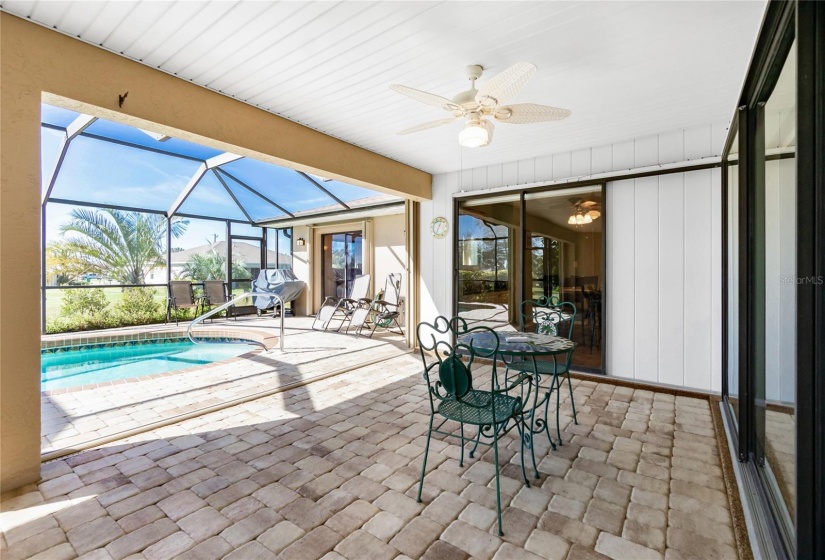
296, 237, 306, 246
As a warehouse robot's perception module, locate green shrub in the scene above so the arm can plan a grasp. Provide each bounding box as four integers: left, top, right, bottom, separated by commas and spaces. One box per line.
46, 313, 121, 334
114, 287, 161, 323
60, 288, 108, 316
46, 287, 207, 334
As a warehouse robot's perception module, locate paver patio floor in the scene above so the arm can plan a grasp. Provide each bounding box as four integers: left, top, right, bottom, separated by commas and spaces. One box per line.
41, 317, 407, 453
4, 352, 741, 560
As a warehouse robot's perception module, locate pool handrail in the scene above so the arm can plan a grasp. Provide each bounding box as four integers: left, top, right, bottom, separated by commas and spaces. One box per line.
187, 291, 285, 352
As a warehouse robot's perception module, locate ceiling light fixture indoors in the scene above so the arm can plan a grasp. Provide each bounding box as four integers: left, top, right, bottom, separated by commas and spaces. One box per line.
568, 203, 601, 226
391, 63, 571, 148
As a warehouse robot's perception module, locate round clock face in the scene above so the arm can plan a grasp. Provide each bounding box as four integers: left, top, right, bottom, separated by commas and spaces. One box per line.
430, 217, 449, 239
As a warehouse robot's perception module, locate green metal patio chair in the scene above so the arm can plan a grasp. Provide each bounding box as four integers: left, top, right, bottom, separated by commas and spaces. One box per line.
505, 296, 578, 448
416, 316, 535, 536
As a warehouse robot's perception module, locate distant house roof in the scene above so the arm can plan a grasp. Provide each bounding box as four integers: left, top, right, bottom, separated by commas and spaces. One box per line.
171, 240, 287, 267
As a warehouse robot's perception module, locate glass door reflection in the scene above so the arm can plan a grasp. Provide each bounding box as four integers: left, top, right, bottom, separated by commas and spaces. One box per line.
321, 232, 363, 301
755, 39, 797, 524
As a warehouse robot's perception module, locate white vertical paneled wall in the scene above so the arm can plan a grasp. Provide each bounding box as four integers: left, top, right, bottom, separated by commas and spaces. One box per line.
420, 122, 726, 391
606, 168, 721, 391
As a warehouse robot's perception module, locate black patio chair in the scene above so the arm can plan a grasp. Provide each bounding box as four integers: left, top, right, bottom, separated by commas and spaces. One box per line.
167, 281, 203, 325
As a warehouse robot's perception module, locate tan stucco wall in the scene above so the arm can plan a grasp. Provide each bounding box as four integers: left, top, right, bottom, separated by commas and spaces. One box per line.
0, 13, 430, 491
291, 226, 311, 316
294, 214, 406, 315
372, 214, 407, 299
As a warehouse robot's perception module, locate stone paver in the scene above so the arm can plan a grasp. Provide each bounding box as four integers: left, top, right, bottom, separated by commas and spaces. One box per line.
257, 521, 305, 554
4, 348, 741, 560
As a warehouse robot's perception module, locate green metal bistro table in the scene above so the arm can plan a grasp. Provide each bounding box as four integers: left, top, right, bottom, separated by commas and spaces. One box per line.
458, 330, 575, 477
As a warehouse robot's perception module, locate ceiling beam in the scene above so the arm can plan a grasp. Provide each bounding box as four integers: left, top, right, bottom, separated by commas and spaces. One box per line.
167, 163, 208, 216
297, 171, 350, 210
212, 168, 254, 223
205, 152, 242, 169
41, 114, 97, 205
217, 168, 295, 219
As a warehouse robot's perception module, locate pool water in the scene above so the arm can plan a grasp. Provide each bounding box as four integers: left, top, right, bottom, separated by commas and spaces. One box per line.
41, 340, 257, 391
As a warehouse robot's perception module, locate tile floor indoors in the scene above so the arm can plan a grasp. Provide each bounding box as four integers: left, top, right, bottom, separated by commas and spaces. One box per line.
2, 352, 740, 560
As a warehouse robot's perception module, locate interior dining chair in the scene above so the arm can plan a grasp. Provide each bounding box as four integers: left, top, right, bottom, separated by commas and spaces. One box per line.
416, 316, 535, 536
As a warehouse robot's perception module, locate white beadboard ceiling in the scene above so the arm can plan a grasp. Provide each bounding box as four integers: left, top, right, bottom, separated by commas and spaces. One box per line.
1, 1, 766, 175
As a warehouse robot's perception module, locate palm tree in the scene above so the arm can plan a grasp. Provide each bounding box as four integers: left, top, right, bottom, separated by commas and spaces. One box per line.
52, 208, 188, 284
179, 251, 250, 283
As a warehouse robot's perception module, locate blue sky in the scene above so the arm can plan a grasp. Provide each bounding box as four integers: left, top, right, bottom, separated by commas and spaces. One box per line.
41, 103, 393, 249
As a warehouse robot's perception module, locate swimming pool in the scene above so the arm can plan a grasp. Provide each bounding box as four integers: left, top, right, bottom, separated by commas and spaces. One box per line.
41, 338, 258, 391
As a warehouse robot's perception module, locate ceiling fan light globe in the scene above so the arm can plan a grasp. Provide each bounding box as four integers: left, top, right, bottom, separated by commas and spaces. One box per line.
459, 122, 490, 148
583, 214, 593, 224
568, 216, 577, 225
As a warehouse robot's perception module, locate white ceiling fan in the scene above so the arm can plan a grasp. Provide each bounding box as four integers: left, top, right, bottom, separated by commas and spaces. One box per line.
390, 63, 570, 148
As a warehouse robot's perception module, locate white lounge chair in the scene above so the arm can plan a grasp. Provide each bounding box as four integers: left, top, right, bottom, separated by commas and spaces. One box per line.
312, 274, 372, 332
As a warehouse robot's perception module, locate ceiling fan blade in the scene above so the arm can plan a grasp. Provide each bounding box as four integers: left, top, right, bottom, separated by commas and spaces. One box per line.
494, 103, 571, 124
390, 84, 461, 112
476, 62, 536, 106
397, 117, 459, 136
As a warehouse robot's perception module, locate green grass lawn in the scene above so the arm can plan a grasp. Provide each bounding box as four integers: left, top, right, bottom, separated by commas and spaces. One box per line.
45, 287, 168, 321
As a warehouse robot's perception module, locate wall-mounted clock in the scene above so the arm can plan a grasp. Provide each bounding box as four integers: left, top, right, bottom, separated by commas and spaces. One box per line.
430, 217, 449, 239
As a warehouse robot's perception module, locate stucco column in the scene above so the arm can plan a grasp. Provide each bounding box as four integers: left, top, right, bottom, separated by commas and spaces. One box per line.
0, 32, 44, 488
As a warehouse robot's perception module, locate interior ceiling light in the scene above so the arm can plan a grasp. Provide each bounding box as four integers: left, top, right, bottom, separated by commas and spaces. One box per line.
568, 205, 596, 226
391, 62, 571, 148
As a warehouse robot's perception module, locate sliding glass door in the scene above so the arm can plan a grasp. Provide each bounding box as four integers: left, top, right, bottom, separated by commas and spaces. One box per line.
456, 198, 518, 331
755, 39, 797, 524
456, 185, 604, 372
719, 1, 825, 554
321, 231, 363, 300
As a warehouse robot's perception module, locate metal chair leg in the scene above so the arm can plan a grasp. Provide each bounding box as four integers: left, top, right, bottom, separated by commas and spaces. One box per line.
528, 419, 539, 479
417, 416, 434, 503
517, 421, 530, 487
492, 429, 504, 536
555, 374, 563, 445
469, 427, 483, 459
566, 372, 578, 425
542, 384, 557, 451
459, 422, 465, 467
